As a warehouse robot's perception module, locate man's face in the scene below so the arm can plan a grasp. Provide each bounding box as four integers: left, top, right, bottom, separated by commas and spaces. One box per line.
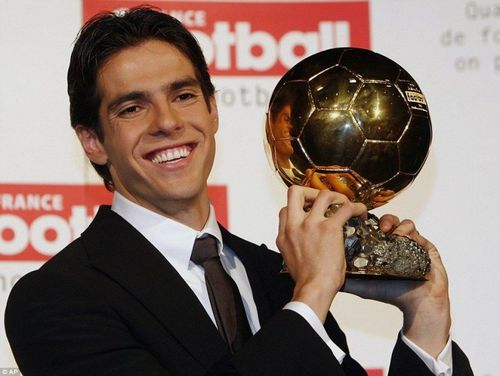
78, 39, 218, 226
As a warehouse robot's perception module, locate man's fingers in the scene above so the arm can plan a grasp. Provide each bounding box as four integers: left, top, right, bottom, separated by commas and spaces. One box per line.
277, 207, 287, 239
392, 219, 419, 239
330, 201, 367, 226
288, 186, 367, 222
415, 233, 440, 261
307, 190, 348, 218
286, 185, 319, 224
379, 214, 400, 232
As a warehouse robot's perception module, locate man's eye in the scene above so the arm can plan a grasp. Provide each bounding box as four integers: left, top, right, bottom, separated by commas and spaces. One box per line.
120, 106, 141, 115
176, 93, 195, 101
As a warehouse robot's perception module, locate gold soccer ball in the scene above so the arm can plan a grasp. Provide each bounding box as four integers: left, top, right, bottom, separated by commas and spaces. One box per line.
266, 48, 432, 209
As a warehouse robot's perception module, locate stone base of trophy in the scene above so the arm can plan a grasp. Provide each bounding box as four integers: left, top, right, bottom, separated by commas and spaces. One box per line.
343, 214, 430, 280
279, 205, 432, 280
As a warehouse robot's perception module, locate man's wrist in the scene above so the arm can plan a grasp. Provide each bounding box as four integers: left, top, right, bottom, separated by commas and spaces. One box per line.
403, 315, 451, 357
401, 331, 453, 376
402, 297, 451, 358
291, 282, 338, 323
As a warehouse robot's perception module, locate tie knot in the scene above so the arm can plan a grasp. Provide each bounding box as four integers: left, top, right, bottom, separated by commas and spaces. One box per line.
191, 236, 219, 266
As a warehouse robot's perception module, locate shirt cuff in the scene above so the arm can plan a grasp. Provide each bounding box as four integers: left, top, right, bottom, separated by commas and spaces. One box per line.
284, 301, 346, 364
401, 331, 453, 376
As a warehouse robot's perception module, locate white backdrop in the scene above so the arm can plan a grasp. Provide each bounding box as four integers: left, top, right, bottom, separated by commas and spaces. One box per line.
1, 1, 499, 374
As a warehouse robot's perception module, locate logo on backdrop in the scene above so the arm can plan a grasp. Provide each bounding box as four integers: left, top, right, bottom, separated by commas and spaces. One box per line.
82, 1, 370, 76
0, 184, 227, 261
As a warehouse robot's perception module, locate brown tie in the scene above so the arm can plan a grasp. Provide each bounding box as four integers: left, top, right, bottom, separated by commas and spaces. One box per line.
191, 236, 252, 353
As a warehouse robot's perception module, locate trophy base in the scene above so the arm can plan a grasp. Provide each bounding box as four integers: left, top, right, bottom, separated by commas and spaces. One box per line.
343, 214, 431, 280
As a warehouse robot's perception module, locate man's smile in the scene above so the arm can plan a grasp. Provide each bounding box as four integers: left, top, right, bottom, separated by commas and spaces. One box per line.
146, 144, 194, 164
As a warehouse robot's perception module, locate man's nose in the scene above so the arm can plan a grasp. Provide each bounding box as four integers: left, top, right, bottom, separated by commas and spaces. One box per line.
149, 102, 183, 135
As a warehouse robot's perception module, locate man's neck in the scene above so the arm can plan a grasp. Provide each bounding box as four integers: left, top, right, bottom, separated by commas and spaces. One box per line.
112, 190, 211, 231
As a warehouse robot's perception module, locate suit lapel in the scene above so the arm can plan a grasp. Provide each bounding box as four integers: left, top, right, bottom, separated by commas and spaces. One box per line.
82, 207, 227, 368
220, 226, 277, 326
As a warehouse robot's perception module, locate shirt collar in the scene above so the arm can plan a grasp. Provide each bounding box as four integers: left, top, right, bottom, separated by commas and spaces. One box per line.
111, 192, 223, 270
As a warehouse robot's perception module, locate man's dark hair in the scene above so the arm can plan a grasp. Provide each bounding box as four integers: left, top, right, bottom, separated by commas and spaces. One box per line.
67, 6, 215, 191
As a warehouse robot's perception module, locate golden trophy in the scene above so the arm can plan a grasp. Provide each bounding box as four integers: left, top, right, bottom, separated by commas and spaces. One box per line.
265, 48, 431, 279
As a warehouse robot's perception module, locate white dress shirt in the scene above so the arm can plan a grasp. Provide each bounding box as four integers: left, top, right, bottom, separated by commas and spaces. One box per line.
111, 192, 452, 374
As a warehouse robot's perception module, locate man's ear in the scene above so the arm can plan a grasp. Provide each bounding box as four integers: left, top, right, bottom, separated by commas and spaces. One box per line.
75, 126, 108, 165
209, 96, 219, 133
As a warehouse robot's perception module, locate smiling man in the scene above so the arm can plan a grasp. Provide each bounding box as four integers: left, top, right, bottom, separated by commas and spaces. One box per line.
5, 6, 473, 376
77, 39, 218, 229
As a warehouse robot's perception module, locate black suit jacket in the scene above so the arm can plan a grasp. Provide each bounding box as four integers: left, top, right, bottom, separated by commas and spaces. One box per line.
5, 206, 473, 375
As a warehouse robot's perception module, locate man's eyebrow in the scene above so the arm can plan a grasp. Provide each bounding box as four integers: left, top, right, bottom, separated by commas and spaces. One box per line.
168, 77, 201, 92
107, 91, 150, 113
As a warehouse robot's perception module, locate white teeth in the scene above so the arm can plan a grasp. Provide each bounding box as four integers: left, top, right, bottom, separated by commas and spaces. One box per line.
151, 145, 191, 164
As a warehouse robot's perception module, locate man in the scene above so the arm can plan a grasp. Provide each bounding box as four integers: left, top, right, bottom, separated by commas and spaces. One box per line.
5, 6, 473, 375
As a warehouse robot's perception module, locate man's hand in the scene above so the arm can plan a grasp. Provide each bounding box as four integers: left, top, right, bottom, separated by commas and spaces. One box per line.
276, 186, 367, 323
343, 214, 451, 358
